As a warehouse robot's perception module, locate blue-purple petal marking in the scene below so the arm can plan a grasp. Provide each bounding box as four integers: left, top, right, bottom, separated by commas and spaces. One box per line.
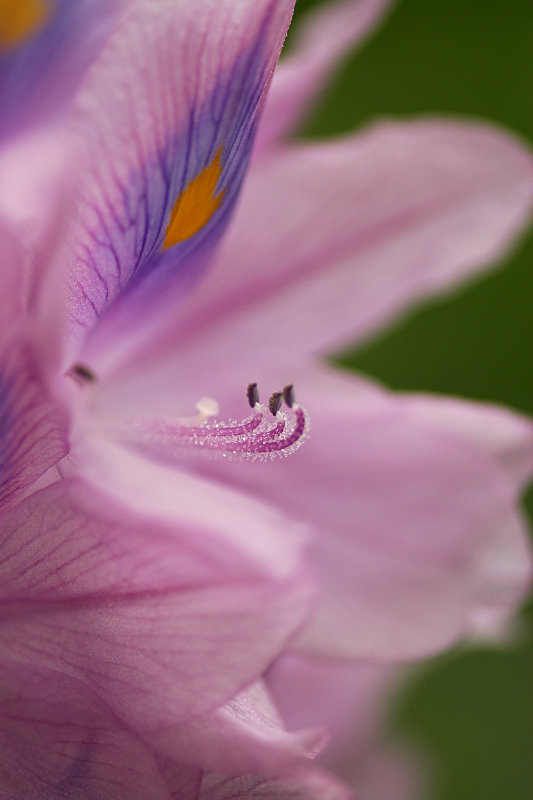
68, 5, 285, 346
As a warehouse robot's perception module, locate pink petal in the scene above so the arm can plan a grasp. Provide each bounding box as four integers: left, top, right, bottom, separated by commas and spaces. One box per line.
267, 655, 424, 800
0, 660, 174, 799
0, 659, 343, 799
268, 655, 392, 749
0, 340, 69, 510
61, 0, 295, 359
0, 479, 312, 732
0, 123, 68, 239
0, 223, 69, 508
397, 394, 533, 491
0, 124, 74, 317
256, 0, 394, 151
190, 363, 532, 661
199, 768, 355, 800
0, 218, 23, 320
150, 680, 325, 775
114, 119, 533, 386
72, 433, 310, 580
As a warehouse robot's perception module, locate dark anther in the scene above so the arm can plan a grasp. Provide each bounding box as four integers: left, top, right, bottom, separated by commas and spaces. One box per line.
71, 364, 96, 382
269, 391, 283, 416
247, 382, 259, 408
283, 384, 295, 408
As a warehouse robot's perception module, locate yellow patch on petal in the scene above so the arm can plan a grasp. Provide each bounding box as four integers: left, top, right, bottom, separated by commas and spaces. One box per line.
0, 0, 51, 49
163, 148, 225, 249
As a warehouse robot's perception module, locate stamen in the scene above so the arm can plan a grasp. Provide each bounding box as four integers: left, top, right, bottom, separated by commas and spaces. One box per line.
68, 363, 96, 384
269, 391, 283, 416
247, 382, 259, 408
283, 384, 295, 408
106, 383, 309, 463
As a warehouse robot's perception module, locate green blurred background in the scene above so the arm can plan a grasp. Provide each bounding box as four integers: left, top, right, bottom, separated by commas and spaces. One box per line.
290, 1, 533, 798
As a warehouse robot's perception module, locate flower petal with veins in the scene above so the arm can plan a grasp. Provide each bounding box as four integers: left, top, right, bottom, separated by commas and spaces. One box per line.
0, 479, 312, 731
61, 0, 295, 359
0, 341, 69, 509
93, 119, 533, 383
148, 680, 325, 776
0, 661, 175, 800
199, 768, 355, 800
0, 220, 69, 509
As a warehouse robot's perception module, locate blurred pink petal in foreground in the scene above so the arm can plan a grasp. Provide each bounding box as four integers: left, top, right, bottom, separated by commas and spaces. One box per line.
1, 0, 533, 797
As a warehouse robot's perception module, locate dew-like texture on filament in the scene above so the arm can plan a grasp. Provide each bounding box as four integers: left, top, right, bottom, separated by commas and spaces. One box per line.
104, 392, 310, 464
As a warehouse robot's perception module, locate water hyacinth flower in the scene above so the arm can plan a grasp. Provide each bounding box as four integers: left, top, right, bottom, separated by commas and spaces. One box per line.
1, 0, 533, 797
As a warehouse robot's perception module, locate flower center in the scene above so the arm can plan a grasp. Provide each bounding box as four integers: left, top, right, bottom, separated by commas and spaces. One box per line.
65, 365, 309, 464
102, 382, 309, 463
68, 363, 97, 385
